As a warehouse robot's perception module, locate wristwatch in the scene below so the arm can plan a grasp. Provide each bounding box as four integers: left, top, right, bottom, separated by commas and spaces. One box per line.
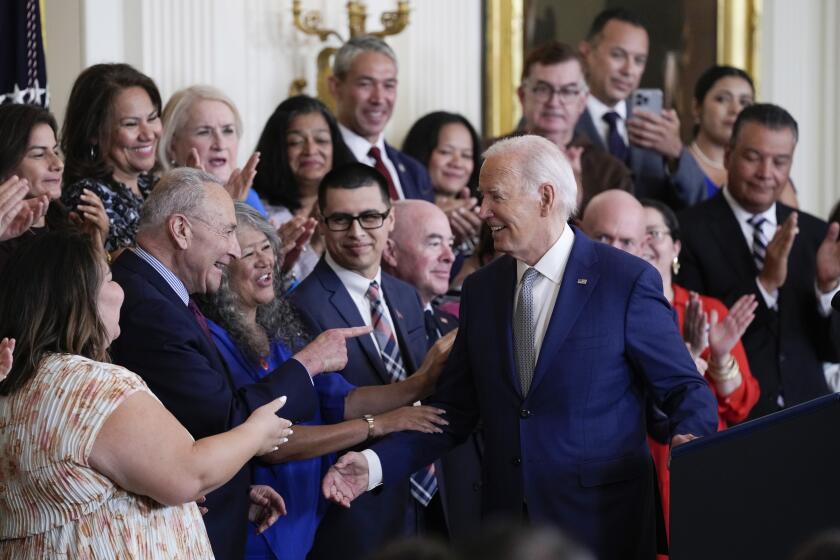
362, 414, 375, 440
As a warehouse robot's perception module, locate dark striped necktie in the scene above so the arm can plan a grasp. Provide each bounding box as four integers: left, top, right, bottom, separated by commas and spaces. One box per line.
365, 281, 406, 383
747, 215, 768, 272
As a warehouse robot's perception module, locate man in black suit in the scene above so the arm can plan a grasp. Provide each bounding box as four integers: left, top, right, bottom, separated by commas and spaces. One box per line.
383, 198, 483, 539
576, 8, 706, 208
677, 103, 840, 418
110, 168, 369, 560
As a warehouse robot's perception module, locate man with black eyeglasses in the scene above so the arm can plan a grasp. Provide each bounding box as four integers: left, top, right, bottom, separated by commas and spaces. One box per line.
290, 162, 454, 560
489, 40, 632, 216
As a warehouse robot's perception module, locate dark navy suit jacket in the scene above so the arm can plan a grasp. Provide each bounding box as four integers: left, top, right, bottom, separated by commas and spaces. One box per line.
290, 258, 427, 559
677, 192, 840, 418
383, 143, 435, 202
371, 228, 718, 560
575, 105, 706, 209
110, 250, 317, 560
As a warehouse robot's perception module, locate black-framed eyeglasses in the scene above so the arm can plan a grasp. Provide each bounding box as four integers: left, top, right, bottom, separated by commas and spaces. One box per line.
322, 209, 391, 232
529, 81, 587, 105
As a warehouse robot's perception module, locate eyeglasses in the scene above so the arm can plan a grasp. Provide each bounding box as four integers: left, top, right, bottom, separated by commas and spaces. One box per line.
322, 209, 391, 232
646, 229, 672, 241
528, 81, 587, 105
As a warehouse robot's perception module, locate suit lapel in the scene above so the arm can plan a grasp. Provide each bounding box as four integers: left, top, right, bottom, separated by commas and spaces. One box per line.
707, 193, 758, 286
489, 257, 521, 397
576, 109, 605, 150
384, 143, 411, 197
529, 229, 600, 395
314, 260, 391, 384
382, 276, 419, 373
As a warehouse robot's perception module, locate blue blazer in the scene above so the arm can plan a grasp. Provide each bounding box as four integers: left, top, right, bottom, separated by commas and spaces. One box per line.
110, 250, 317, 560
575, 106, 706, 208
383, 143, 435, 203
289, 258, 428, 559
372, 228, 718, 560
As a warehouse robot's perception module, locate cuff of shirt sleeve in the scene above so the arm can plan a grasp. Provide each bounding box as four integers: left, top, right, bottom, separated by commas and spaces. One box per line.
361, 449, 383, 491
755, 277, 779, 310
816, 281, 840, 317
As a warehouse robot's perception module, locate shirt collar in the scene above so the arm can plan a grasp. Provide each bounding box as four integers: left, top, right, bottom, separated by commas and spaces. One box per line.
133, 246, 190, 305
586, 94, 626, 122
324, 251, 383, 298
722, 185, 777, 226
339, 123, 386, 162
515, 225, 575, 286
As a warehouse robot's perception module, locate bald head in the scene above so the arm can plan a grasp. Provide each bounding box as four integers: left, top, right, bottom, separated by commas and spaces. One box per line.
580, 190, 646, 256
383, 200, 455, 305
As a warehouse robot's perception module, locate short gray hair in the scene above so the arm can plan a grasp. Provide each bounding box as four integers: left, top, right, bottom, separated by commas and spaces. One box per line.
138, 168, 220, 232
483, 135, 578, 221
333, 35, 398, 79
158, 85, 244, 171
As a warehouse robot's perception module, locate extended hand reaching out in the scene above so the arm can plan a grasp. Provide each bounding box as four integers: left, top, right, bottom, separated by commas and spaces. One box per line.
322, 451, 370, 508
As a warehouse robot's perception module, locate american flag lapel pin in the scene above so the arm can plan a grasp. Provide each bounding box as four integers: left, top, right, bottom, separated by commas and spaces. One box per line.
577, 278, 588, 285
398, 163, 406, 173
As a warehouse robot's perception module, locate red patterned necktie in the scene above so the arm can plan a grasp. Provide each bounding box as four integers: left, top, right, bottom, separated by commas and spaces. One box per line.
367, 146, 400, 200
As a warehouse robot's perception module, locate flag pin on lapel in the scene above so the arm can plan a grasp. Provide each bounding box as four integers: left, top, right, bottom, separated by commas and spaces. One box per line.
577, 278, 588, 285
440, 317, 448, 324
398, 163, 406, 173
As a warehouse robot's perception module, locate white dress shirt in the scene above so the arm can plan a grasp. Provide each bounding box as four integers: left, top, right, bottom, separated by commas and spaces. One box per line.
586, 95, 628, 146
361, 225, 576, 490
324, 252, 397, 353
339, 123, 405, 199
515, 225, 575, 357
721, 186, 839, 315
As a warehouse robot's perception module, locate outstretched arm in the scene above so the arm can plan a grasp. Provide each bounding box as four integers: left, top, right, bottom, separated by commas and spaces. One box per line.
322, 451, 370, 508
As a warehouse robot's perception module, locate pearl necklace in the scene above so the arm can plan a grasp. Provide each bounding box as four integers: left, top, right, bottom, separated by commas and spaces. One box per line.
689, 141, 725, 170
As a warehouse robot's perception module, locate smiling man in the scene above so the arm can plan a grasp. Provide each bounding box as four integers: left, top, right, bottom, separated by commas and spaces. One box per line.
576, 8, 706, 208
329, 36, 434, 203
677, 103, 840, 418
110, 167, 361, 560
290, 162, 450, 559
321, 135, 718, 560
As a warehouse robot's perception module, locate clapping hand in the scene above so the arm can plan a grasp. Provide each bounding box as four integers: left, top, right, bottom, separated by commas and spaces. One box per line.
69, 189, 110, 242
708, 294, 757, 367
322, 451, 370, 508
0, 176, 47, 241
816, 221, 840, 293
759, 212, 798, 293
277, 215, 318, 274
186, 148, 260, 202
682, 292, 708, 358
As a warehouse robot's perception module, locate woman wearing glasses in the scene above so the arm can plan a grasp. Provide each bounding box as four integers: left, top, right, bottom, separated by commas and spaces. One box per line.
640, 198, 760, 540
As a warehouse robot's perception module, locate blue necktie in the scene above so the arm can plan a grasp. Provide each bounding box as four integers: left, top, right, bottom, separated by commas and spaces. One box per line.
603, 111, 629, 163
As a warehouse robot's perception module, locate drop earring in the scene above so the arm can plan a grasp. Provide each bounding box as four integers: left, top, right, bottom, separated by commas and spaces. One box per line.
671, 256, 680, 276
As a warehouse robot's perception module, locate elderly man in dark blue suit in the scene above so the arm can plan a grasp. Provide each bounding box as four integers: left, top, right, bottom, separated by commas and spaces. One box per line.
322, 135, 718, 560
110, 168, 370, 560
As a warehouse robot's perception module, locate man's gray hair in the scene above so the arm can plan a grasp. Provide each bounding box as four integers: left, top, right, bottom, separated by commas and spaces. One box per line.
483, 135, 578, 221
333, 35, 398, 79
138, 168, 221, 232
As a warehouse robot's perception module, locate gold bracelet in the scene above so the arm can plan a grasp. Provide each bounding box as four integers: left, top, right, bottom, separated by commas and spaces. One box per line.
362, 414, 375, 440
709, 356, 739, 382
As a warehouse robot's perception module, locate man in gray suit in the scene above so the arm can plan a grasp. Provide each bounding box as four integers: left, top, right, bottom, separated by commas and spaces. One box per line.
577, 8, 706, 208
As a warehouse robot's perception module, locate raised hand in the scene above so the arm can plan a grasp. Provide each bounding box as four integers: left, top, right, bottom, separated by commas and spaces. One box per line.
759, 212, 798, 293
0, 337, 15, 381
224, 151, 260, 202
185, 147, 206, 171
708, 294, 757, 366
292, 325, 373, 376
627, 109, 683, 160
415, 329, 457, 395
248, 485, 287, 534
72, 189, 110, 241
440, 195, 481, 244
816, 221, 840, 293
682, 292, 708, 358
375, 405, 448, 437
0, 176, 37, 241
277, 215, 318, 273
322, 451, 370, 508
246, 396, 294, 455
